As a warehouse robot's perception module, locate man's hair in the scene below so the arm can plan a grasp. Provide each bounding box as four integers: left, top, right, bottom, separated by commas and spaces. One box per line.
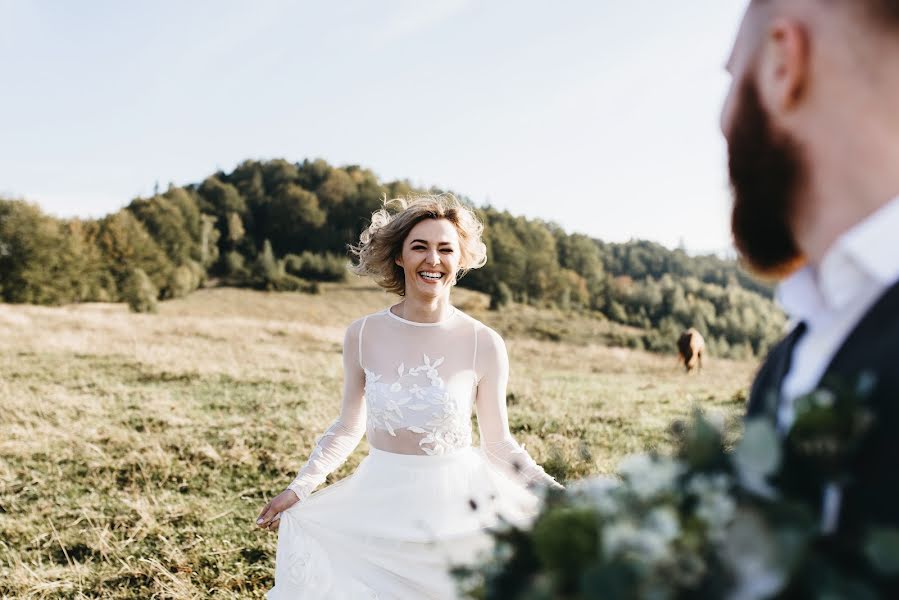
754, 0, 899, 29
859, 0, 899, 26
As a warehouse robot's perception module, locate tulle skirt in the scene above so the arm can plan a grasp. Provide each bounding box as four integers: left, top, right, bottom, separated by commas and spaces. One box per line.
266, 446, 540, 599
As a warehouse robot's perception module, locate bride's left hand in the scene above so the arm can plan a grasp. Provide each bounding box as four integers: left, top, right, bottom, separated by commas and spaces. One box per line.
256, 489, 300, 532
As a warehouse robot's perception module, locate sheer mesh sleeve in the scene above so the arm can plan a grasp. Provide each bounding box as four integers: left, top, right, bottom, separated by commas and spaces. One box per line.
287, 319, 367, 501
474, 326, 563, 490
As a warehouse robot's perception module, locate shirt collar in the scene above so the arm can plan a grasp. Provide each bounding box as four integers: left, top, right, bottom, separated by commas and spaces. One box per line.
776, 195, 899, 320
837, 195, 899, 285
776, 266, 823, 324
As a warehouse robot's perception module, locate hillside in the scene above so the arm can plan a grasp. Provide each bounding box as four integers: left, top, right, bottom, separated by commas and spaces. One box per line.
0, 158, 785, 358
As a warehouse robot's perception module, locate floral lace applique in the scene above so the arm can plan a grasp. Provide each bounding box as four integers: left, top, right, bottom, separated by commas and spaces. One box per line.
413, 392, 471, 455
364, 354, 471, 454
364, 368, 410, 436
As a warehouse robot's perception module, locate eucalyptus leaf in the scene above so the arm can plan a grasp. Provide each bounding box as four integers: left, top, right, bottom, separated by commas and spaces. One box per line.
864, 528, 899, 576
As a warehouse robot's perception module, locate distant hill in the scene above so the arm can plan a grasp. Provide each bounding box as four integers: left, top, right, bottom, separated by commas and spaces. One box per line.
0, 158, 784, 357
596, 239, 774, 299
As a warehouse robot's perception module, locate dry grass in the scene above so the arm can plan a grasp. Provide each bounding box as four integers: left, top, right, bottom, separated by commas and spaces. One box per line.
0, 281, 758, 598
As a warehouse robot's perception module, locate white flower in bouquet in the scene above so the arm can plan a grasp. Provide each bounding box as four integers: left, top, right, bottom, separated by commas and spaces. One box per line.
686, 472, 729, 497
812, 388, 836, 408
602, 515, 676, 566
732, 420, 781, 499
568, 475, 619, 515
705, 409, 727, 433
721, 508, 789, 600
791, 387, 839, 417
645, 506, 681, 543
687, 473, 736, 540
617, 454, 685, 501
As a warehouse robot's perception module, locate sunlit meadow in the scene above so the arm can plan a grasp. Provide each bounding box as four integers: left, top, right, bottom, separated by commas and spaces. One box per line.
0, 281, 757, 598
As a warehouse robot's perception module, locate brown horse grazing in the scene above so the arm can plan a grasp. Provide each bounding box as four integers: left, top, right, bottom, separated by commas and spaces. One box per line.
677, 328, 705, 373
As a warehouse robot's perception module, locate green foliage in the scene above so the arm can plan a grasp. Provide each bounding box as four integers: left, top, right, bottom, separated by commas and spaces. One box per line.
123, 268, 159, 313
198, 176, 246, 217
597, 238, 774, 299
462, 382, 893, 600
489, 281, 513, 311
1, 160, 784, 354
223, 251, 250, 281
602, 272, 784, 359
266, 185, 327, 255
460, 207, 784, 357
226, 212, 245, 244
315, 168, 358, 207
64, 219, 118, 302
557, 232, 606, 310
267, 273, 317, 293
0, 200, 93, 304
163, 186, 203, 244
166, 266, 193, 300
165, 262, 203, 299
200, 213, 220, 268
95, 210, 174, 297
532, 506, 601, 593
248, 240, 318, 293
252, 239, 281, 288
283, 251, 347, 282
127, 194, 197, 265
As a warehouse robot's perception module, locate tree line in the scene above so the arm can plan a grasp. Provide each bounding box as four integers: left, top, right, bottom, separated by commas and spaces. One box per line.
0, 158, 784, 357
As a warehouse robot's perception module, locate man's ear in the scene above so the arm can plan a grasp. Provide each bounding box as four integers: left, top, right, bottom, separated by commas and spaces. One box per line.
757, 18, 809, 115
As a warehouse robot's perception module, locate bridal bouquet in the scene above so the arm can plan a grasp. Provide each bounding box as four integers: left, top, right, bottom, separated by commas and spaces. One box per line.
455, 374, 899, 599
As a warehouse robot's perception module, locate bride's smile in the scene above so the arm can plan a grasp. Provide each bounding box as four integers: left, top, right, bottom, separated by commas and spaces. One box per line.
395, 218, 461, 299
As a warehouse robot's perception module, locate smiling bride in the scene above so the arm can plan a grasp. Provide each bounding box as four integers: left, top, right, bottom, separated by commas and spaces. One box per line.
256, 193, 562, 599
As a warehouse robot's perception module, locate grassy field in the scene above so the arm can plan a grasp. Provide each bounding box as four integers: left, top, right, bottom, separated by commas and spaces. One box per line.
0, 281, 759, 598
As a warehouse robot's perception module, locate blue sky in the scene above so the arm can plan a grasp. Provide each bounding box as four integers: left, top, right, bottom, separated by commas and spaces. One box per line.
0, 0, 748, 254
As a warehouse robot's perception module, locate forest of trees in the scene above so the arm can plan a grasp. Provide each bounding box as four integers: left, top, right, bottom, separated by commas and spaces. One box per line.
0, 158, 784, 358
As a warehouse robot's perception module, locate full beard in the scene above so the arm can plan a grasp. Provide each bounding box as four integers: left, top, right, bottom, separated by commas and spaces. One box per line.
727, 76, 807, 278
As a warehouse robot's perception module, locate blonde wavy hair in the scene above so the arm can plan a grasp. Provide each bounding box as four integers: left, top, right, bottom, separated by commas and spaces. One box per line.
350, 193, 488, 296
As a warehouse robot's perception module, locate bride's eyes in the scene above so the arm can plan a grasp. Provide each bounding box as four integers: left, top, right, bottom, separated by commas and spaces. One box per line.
410, 245, 454, 253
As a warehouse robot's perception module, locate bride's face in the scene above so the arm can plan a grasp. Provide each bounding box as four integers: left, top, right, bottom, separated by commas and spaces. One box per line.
395, 218, 461, 299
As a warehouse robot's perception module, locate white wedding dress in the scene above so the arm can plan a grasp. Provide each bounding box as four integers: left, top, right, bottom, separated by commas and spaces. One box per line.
267, 306, 560, 599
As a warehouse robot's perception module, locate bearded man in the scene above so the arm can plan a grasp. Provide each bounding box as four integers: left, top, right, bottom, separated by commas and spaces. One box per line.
722, 0, 899, 590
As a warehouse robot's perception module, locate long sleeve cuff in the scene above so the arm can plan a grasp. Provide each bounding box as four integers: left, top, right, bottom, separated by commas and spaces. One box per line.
287, 418, 365, 501
483, 437, 564, 490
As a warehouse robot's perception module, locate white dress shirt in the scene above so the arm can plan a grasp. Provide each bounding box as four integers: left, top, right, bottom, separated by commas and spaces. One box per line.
776, 195, 899, 429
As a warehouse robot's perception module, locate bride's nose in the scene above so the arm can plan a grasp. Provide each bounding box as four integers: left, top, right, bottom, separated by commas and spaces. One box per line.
427, 249, 441, 265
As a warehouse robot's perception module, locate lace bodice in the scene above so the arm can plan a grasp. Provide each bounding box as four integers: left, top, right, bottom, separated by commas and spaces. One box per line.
287, 306, 562, 501
363, 356, 473, 455
360, 308, 479, 456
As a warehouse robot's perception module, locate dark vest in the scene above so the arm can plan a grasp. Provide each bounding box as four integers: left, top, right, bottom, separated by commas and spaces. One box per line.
747, 279, 899, 425
746, 279, 899, 591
